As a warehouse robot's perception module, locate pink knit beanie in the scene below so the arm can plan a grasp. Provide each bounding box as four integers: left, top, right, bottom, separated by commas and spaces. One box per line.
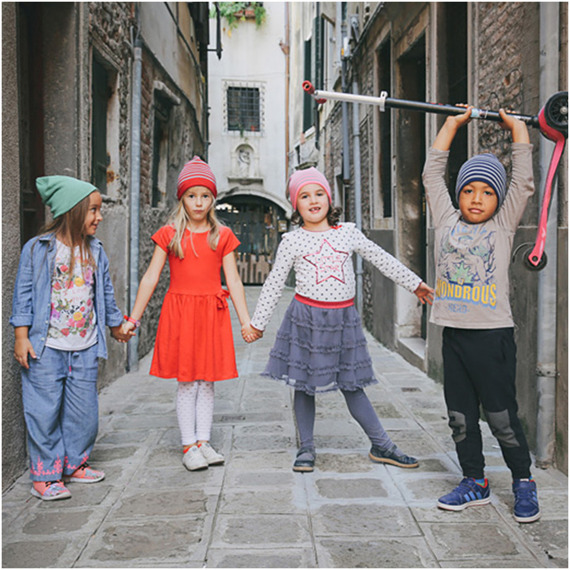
177, 156, 217, 200
287, 167, 332, 210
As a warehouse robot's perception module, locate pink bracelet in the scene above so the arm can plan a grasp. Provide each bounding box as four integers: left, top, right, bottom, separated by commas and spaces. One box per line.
124, 315, 141, 329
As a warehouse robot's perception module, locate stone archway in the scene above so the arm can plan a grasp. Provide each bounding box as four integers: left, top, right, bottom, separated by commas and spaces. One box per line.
216, 195, 288, 285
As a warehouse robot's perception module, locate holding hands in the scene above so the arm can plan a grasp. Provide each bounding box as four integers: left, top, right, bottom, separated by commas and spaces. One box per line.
242, 323, 263, 343
111, 324, 136, 343
414, 282, 435, 305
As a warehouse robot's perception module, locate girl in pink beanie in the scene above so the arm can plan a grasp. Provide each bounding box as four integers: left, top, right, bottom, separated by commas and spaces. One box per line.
244, 166, 434, 472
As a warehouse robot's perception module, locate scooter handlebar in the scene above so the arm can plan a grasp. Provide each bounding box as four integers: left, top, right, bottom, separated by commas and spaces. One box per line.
302, 81, 544, 130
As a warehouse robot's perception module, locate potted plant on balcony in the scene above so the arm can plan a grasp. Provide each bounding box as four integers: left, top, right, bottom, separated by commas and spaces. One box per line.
212, 2, 267, 33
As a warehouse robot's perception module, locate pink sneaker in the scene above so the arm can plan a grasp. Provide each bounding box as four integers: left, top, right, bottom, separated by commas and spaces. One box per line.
31, 480, 71, 501
63, 463, 105, 484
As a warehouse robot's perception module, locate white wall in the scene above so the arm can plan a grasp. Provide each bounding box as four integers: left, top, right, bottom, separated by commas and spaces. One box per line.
140, 3, 204, 122
208, 2, 290, 215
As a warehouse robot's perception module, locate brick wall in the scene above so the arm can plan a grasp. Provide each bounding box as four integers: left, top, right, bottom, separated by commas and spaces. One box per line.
135, 48, 206, 358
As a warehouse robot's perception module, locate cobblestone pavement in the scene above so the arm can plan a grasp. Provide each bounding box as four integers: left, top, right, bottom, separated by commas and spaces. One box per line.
3, 287, 568, 568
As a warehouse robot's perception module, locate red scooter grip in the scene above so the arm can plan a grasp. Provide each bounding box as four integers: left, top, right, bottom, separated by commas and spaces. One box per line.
303, 81, 326, 104
302, 81, 315, 95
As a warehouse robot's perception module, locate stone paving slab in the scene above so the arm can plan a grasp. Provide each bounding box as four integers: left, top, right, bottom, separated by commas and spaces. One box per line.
315, 537, 440, 568
205, 547, 317, 568
2, 286, 567, 568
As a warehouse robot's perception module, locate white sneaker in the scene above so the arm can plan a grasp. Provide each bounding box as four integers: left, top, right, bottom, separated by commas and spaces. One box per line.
182, 446, 208, 471
198, 442, 224, 465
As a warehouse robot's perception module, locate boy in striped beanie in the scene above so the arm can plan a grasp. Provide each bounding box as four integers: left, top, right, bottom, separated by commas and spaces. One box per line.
422, 106, 540, 523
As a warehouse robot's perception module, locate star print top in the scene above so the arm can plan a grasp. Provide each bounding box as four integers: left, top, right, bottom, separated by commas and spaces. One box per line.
422, 143, 534, 329
250, 223, 422, 331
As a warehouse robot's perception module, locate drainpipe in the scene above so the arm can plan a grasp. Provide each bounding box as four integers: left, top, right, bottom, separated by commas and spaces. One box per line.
535, 3, 560, 467
349, 14, 363, 315
352, 81, 363, 315
285, 3, 290, 180
127, 35, 143, 372
339, 3, 350, 183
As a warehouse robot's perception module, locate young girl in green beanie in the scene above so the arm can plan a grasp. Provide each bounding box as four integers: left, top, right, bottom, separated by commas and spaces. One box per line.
10, 176, 133, 501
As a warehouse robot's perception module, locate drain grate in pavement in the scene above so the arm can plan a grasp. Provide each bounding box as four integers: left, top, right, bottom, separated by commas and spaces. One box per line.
401, 387, 421, 392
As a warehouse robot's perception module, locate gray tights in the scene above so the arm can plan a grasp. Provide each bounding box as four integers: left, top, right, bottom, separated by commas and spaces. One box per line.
293, 388, 394, 452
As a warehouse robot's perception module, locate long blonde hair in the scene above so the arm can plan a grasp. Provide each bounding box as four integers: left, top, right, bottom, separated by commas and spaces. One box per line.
39, 193, 96, 281
167, 195, 223, 258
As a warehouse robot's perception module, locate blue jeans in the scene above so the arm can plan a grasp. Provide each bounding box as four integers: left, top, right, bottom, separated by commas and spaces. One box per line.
21, 344, 100, 481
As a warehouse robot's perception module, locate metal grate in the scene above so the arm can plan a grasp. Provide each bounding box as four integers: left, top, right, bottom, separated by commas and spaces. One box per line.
227, 87, 260, 132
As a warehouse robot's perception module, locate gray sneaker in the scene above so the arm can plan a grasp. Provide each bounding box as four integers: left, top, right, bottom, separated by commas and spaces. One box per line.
183, 446, 208, 471
198, 442, 224, 465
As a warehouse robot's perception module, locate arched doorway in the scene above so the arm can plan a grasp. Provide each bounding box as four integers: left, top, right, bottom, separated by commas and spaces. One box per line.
216, 195, 288, 284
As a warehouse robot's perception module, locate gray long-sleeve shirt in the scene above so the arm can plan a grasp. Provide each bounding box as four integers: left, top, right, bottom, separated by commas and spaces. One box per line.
422, 143, 534, 329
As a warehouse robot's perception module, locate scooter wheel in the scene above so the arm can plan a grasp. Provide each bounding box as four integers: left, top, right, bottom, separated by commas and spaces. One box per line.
544, 91, 568, 137
524, 248, 548, 271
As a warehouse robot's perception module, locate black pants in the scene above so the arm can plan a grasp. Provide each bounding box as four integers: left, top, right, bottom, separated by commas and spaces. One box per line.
442, 327, 531, 479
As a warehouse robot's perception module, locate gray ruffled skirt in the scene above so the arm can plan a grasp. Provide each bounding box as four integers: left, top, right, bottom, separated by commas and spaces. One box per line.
262, 297, 378, 394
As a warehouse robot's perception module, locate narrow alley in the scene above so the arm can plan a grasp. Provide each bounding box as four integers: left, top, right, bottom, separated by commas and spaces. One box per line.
2, 288, 567, 568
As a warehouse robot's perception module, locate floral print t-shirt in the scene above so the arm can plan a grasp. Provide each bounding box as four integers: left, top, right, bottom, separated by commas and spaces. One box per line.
46, 240, 97, 351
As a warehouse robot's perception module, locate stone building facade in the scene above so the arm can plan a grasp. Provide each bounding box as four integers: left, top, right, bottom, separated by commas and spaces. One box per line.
2, 2, 210, 490
288, 2, 567, 472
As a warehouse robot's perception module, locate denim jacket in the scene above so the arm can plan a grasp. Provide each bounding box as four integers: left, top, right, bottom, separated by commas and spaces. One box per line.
10, 233, 124, 359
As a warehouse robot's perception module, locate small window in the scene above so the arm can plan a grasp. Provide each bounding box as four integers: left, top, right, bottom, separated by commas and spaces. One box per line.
91, 55, 120, 197
152, 95, 171, 207
91, 57, 108, 193
227, 87, 260, 132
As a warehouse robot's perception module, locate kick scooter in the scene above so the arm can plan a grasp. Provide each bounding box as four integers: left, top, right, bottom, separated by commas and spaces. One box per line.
303, 81, 567, 270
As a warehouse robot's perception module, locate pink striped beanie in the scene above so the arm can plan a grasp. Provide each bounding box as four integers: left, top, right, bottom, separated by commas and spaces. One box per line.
177, 156, 217, 200
287, 167, 332, 210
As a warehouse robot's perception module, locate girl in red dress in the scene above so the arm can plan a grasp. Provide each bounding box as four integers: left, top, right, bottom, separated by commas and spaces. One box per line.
123, 157, 256, 471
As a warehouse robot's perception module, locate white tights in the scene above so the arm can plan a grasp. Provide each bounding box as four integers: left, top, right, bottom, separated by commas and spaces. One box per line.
176, 381, 215, 445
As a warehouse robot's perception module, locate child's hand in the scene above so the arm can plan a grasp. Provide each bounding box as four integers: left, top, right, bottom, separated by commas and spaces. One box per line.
448, 104, 473, 129
14, 337, 37, 369
414, 282, 435, 305
433, 105, 473, 151
242, 323, 263, 343
111, 324, 135, 343
121, 321, 137, 336
498, 108, 530, 143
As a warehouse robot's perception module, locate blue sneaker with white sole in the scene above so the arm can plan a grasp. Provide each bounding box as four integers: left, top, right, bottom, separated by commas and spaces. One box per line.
437, 477, 491, 511
512, 478, 540, 523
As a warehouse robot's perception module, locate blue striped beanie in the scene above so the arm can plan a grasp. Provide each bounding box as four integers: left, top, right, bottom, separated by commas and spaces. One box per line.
455, 153, 508, 207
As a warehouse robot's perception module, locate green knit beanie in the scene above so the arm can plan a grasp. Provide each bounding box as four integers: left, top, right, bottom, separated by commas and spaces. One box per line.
36, 176, 98, 218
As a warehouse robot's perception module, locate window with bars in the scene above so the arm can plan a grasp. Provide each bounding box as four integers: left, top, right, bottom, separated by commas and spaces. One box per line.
227, 87, 260, 132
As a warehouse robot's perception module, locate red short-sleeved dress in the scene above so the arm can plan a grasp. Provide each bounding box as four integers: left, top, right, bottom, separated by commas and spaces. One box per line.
149, 225, 240, 382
